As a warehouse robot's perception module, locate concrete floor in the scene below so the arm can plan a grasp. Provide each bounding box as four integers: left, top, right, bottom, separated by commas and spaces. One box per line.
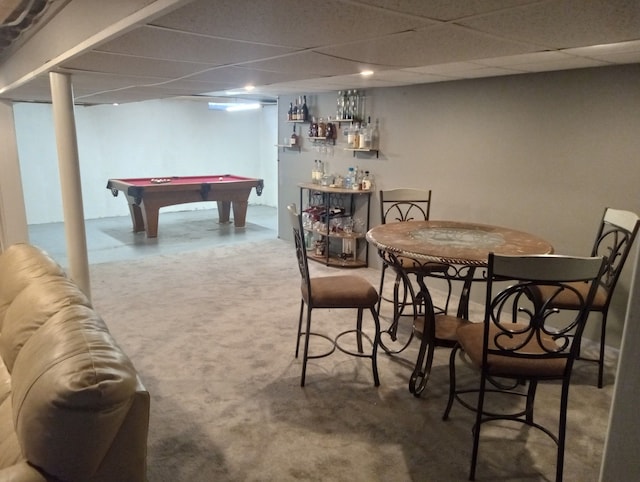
28, 205, 279, 267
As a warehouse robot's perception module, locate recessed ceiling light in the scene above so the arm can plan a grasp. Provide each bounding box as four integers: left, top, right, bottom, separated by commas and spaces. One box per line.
244, 85, 255, 91
360, 70, 374, 77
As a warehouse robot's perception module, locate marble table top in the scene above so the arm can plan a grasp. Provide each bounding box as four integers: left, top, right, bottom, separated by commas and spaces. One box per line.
366, 220, 554, 266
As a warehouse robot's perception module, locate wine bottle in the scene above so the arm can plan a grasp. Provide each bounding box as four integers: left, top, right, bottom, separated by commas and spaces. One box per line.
302, 95, 309, 122
293, 98, 298, 121
288, 102, 293, 121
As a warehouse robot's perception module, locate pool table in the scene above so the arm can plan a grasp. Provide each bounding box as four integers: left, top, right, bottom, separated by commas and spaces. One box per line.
106, 174, 264, 238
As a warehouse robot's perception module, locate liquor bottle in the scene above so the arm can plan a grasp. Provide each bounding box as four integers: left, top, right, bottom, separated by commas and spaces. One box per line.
347, 124, 356, 148
301, 95, 309, 122
317, 117, 326, 138
288, 102, 293, 121
292, 98, 298, 121
325, 122, 334, 140
362, 171, 373, 190
310, 116, 318, 137
360, 119, 371, 149
342, 91, 350, 119
371, 118, 380, 150
290, 123, 298, 146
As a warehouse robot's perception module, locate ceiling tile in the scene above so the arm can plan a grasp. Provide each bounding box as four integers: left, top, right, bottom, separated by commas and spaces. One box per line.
95, 25, 296, 65
359, 0, 543, 21
459, 0, 640, 49
152, 0, 432, 48
61, 51, 213, 79
188, 66, 314, 88
316, 24, 539, 67
244, 51, 376, 77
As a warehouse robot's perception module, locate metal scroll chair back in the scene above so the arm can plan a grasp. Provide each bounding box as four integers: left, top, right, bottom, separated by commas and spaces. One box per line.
287, 203, 381, 387
443, 253, 606, 482
288, 203, 312, 298
376, 188, 451, 356
380, 188, 433, 224
536, 207, 639, 388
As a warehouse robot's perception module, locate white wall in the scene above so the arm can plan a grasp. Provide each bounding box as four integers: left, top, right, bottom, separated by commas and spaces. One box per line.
277, 64, 640, 349
13, 99, 277, 225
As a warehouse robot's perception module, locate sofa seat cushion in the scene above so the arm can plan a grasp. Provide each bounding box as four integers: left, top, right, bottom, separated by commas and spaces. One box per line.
11, 304, 139, 481
0, 275, 91, 373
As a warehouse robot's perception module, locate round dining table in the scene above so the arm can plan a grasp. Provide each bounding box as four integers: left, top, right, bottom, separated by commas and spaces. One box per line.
366, 220, 554, 394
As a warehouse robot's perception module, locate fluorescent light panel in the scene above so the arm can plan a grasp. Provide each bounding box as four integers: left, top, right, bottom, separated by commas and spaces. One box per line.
208, 102, 261, 112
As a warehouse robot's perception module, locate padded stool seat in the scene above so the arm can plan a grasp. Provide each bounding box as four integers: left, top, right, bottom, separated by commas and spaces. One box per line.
304, 276, 379, 308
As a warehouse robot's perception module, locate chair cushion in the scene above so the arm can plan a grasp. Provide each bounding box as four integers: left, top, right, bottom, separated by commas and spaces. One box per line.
457, 323, 567, 378
393, 256, 448, 274
531, 282, 607, 310
303, 275, 379, 308
414, 315, 470, 343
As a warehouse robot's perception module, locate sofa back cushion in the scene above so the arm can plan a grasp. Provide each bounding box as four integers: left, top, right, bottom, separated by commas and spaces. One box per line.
0, 244, 65, 331
11, 304, 140, 481
0, 275, 91, 373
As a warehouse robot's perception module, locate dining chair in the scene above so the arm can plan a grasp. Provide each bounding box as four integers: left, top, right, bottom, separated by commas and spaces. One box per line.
443, 253, 606, 482
376, 188, 451, 353
287, 204, 381, 387
533, 207, 639, 388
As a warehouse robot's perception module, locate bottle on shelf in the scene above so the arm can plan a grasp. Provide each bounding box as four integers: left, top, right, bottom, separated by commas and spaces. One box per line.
288, 102, 293, 121
293, 98, 299, 120
312, 160, 321, 184
325, 122, 334, 140
371, 118, 380, 149
349, 90, 359, 121
301, 95, 309, 122
353, 166, 362, 190
345, 167, 355, 189
360, 117, 372, 149
290, 123, 298, 146
347, 123, 357, 148
342, 90, 350, 119
309, 116, 318, 137
362, 171, 373, 190
317, 117, 326, 138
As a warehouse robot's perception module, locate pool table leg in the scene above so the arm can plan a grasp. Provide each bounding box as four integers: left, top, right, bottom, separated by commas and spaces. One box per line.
231, 201, 248, 228
217, 201, 231, 224
125, 196, 146, 234
140, 203, 160, 238
216, 200, 248, 227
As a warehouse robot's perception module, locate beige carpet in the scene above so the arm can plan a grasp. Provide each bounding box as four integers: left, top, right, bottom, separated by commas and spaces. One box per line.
89, 239, 615, 482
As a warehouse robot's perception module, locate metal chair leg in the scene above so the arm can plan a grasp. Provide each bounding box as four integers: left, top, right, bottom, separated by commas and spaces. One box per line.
369, 307, 381, 387
295, 299, 305, 358
300, 306, 313, 387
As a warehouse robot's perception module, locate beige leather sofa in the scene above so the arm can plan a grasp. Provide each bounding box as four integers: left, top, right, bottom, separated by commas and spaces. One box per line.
0, 243, 149, 481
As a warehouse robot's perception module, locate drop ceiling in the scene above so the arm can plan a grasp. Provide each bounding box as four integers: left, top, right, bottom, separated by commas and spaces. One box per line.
0, 0, 639, 105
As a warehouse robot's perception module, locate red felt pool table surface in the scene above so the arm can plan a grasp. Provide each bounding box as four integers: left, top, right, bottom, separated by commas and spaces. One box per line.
106, 174, 264, 238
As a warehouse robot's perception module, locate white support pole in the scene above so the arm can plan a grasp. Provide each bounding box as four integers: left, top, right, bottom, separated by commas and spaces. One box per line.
49, 72, 91, 299
0, 100, 29, 250
600, 242, 640, 480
